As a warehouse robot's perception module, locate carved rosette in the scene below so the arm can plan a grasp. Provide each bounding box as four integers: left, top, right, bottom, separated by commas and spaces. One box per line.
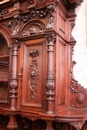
10, 39, 20, 110
28, 50, 39, 100
45, 33, 56, 114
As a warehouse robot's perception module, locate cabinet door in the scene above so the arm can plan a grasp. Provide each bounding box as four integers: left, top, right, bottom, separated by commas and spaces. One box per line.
0, 34, 10, 104
19, 39, 47, 112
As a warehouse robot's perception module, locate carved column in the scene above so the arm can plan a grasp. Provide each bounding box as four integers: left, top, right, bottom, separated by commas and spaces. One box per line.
10, 38, 20, 110
45, 33, 56, 114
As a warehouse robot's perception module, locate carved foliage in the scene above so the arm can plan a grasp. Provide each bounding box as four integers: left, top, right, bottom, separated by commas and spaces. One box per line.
22, 4, 56, 30
28, 50, 39, 99
4, 14, 21, 36
22, 7, 48, 23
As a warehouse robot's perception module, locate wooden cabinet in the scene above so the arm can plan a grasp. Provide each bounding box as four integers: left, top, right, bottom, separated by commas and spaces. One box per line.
0, 0, 86, 130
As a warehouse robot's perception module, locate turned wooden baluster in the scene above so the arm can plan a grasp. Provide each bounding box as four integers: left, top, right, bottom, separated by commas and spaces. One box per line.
9, 38, 20, 110
45, 33, 56, 114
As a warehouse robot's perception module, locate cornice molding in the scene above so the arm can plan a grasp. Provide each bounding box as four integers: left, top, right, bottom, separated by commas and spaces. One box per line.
63, 0, 84, 7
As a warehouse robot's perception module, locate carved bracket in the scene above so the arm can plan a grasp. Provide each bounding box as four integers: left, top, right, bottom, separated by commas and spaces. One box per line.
70, 121, 85, 130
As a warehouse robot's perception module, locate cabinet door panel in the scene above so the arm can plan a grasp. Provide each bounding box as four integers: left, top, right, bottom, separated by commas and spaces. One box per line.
21, 39, 47, 112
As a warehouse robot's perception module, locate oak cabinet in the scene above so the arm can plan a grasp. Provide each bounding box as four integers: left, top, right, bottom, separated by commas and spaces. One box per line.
0, 0, 86, 130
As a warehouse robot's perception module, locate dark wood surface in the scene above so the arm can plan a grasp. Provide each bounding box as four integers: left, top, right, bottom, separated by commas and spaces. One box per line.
0, 0, 86, 130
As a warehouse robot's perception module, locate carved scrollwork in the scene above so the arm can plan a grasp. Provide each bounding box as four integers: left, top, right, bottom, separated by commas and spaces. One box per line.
70, 55, 87, 108
28, 50, 39, 100
70, 121, 85, 130
0, 9, 8, 19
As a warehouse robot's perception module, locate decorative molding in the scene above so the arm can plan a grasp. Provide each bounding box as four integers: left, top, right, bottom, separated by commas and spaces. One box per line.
63, 0, 84, 7
28, 50, 39, 100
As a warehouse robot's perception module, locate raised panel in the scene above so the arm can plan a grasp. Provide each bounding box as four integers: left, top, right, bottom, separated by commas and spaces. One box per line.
21, 39, 47, 111
58, 12, 67, 39
57, 39, 67, 106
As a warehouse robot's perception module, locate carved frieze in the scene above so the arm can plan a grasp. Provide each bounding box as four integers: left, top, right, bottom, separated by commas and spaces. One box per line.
22, 7, 48, 23
28, 50, 39, 100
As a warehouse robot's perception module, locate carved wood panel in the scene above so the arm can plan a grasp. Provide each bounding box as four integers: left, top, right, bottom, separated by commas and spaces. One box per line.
21, 39, 47, 111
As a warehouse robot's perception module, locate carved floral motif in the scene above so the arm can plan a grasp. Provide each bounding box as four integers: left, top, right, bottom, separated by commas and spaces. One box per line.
28, 50, 39, 99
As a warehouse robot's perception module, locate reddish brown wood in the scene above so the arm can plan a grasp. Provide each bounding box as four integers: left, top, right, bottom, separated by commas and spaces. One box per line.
0, 0, 86, 130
